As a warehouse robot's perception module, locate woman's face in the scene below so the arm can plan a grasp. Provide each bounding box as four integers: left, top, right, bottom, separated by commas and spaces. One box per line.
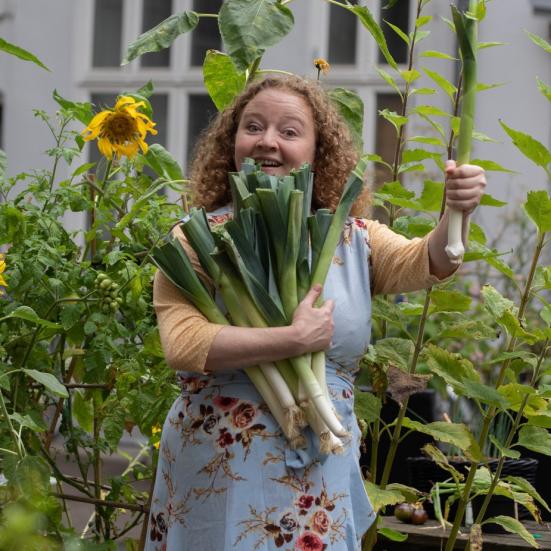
234, 88, 316, 176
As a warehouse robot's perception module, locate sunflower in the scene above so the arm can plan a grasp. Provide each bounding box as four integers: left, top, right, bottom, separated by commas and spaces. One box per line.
314, 58, 330, 79
0, 254, 7, 293
82, 95, 158, 160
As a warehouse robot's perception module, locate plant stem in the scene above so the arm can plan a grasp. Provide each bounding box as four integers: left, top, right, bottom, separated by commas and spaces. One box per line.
247, 56, 262, 83
52, 492, 149, 513
444, 229, 547, 551
0, 389, 24, 458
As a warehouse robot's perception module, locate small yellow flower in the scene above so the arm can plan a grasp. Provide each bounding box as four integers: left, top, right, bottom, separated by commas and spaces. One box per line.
0, 254, 7, 293
152, 425, 162, 435
81, 95, 158, 160
314, 58, 330, 78
151, 424, 162, 449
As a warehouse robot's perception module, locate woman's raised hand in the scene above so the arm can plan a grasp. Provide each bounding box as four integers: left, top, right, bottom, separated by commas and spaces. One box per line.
445, 160, 486, 215
291, 284, 335, 353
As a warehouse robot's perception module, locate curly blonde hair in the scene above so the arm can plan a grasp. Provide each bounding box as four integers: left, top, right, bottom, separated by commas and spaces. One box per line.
189, 75, 370, 216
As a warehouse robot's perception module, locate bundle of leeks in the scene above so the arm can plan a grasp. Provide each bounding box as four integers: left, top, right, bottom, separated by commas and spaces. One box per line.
151, 158, 366, 453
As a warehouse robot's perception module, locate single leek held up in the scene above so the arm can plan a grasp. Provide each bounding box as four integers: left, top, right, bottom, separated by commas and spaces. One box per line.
445, 3, 478, 264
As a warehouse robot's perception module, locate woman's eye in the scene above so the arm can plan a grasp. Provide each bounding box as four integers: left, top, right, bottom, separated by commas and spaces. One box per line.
283, 129, 297, 137
246, 123, 261, 132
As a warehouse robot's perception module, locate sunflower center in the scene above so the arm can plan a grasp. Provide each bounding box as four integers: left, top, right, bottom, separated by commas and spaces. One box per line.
100, 112, 138, 144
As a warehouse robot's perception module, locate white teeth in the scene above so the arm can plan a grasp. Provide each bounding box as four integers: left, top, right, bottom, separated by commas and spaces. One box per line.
257, 159, 281, 167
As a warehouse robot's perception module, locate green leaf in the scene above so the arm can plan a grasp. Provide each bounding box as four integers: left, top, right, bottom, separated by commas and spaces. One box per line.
433, 319, 496, 341
478, 41, 507, 49
430, 290, 472, 313
472, 130, 499, 143
219, 0, 294, 71
462, 380, 509, 408
328, 88, 364, 151
23, 369, 68, 398
73, 390, 94, 433
0, 37, 49, 71
489, 435, 521, 459
476, 82, 505, 93
351, 6, 397, 69
103, 407, 125, 450
523, 190, 551, 233
122, 11, 199, 65
203, 50, 246, 111
499, 120, 551, 171
401, 418, 476, 454
385, 20, 410, 46
1, 306, 61, 330
411, 87, 437, 96
53, 90, 95, 126
471, 158, 516, 174
144, 144, 185, 182
354, 389, 381, 423
541, 304, 551, 327
420, 50, 457, 60
377, 526, 408, 542
482, 516, 539, 548
517, 425, 551, 456
479, 194, 507, 207
416, 15, 432, 28
505, 475, 551, 512
424, 344, 480, 392
536, 77, 551, 102
417, 180, 444, 211
392, 216, 435, 238
10, 412, 47, 433
422, 443, 464, 483
376, 67, 403, 99
378, 109, 408, 134
423, 67, 457, 100
481, 284, 514, 319
14, 456, 51, 500
364, 481, 405, 512
526, 30, 551, 54
407, 135, 445, 147
374, 338, 413, 371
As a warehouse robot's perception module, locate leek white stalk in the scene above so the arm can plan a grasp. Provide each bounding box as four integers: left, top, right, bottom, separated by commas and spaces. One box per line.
446, 0, 478, 263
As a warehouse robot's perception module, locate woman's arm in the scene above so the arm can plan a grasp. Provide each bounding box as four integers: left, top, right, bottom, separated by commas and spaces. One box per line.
427, 160, 486, 279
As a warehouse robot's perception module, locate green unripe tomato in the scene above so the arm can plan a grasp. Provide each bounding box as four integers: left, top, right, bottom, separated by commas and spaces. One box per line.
96, 273, 108, 281
109, 301, 119, 312
115, 297, 123, 305
99, 279, 112, 290
109, 289, 118, 299
102, 304, 111, 314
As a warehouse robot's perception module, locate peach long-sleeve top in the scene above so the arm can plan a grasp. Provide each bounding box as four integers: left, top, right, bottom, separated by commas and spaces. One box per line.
154, 218, 446, 374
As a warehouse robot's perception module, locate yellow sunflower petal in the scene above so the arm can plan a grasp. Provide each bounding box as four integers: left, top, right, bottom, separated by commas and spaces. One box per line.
98, 137, 114, 159
0, 275, 7, 287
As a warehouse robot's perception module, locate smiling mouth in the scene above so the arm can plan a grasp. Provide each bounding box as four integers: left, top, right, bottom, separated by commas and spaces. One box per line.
256, 159, 283, 168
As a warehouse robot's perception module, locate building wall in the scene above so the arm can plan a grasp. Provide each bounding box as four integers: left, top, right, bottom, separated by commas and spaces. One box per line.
0, 0, 550, 243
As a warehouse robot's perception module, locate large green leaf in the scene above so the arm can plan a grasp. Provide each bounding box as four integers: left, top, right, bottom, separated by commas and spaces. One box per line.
14, 456, 51, 500
351, 6, 397, 69
23, 369, 68, 398
219, 0, 294, 71
424, 344, 480, 390
328, 88, 364, 151
536, 77, 551, 102
0, 37, 49, 71
523, 190, 551, 233
423, 67, 457, 100
401, 418, 478, 456
1, 306, 61, 330
499, 120, 551, 171
377, 526, 408, 542
430, 290, 471, 313
364, 481, 404, 512
144, 144, 185, 182
517, 425, 551, 456
122, 12, 200, 65
203, 50, 246, 111
482, 516, 539, 548
481, 284, 514, 320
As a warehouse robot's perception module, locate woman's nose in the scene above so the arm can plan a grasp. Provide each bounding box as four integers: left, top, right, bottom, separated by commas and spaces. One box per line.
256, 129, 278, 150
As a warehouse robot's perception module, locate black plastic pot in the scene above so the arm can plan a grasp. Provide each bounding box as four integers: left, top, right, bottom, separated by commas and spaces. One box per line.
406, 456, 539, 533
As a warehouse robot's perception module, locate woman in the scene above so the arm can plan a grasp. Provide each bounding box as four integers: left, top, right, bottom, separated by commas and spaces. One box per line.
146, 76, 486, 550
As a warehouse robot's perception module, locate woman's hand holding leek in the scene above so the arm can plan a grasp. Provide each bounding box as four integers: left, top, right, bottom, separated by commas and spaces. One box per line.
428, 160, 486, 279
204, 284, 334, 372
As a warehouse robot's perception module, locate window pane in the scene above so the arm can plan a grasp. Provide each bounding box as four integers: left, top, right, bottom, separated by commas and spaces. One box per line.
141, 0, 173, 68
92, 0, 123, 67
328, 3, 358, 65
379, 0, 409, 65
187, 94, 217, 166
190, 0, 223, 66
